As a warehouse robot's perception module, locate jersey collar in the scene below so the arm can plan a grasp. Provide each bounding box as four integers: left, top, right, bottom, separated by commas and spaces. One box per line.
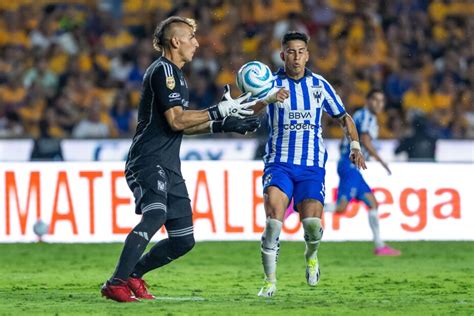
276, 67, 312, 82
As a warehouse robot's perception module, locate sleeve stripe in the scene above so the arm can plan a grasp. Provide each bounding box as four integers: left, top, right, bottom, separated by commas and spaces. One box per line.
321, 79, 345, 114
164, 63, 173, 78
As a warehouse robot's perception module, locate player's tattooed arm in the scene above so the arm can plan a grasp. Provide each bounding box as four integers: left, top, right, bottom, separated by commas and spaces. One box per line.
339, 114, 367, 170
252, 88, 290, 114
360, 133, 391, 175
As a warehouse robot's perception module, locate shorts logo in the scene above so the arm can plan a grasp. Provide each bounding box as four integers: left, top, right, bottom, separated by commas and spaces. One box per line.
169, 92, 181, 99
263, 173, 272, 186
156, 165, 166, 178
166, 76, 175, 90
320, 183, 326, 199
157, 180, 166, 192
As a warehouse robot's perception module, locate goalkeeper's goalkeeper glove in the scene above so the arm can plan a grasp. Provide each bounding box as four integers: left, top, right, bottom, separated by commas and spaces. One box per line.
211, 116, 261, 135
207, 84, 256, 120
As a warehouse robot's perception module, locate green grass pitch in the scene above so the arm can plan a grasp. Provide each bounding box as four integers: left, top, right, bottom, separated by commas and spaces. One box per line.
0, 241, 472, 315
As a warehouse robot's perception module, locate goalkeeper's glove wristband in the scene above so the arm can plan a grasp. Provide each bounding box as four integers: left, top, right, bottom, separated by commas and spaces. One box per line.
210, 121, 224, 133
208, 106, 223, 121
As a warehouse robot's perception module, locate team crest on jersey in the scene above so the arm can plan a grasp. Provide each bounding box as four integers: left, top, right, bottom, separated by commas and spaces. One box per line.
313, 90, 322, 103
166, 76, 175, 90
311, 86, 323, 107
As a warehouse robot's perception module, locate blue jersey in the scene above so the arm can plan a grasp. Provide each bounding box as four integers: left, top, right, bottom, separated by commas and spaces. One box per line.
340, 107, 379, 165
264, 68, 346, 168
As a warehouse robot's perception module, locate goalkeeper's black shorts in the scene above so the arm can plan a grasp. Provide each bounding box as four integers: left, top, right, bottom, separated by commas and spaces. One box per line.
125, 164, 192, 220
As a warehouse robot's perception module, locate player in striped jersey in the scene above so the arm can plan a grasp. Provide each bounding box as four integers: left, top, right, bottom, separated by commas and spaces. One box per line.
253, 31, 366, 297
335, 89, 401, 256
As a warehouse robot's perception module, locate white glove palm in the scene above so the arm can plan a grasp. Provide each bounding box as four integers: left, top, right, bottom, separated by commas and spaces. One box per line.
208, 85, 255, 120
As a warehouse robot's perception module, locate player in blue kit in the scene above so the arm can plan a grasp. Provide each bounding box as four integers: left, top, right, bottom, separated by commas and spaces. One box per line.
252, 31, 366, 297
335, 89, 401, 256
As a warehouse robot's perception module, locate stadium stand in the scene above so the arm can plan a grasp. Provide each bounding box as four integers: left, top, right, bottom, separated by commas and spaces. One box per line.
0, 0, 472, 140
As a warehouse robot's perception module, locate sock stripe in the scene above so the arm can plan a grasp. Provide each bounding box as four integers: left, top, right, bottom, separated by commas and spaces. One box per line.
168, 227, 194, 237
168, 226, 194, 234
168, 231, 193, 237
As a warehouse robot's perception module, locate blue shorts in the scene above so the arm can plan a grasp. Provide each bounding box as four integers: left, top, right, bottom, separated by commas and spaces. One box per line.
336, 160, 372, 204
262, 162, 326, 210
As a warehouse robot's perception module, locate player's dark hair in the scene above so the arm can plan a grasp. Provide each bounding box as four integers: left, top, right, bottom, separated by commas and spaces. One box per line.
153, 16, 197, 52
366, 88, 384, 99
282, 31, 309, 47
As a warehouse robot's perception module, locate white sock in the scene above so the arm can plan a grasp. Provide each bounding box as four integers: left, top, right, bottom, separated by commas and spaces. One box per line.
260, 218, 282, 283
302, 217, 323, 261
368, 209, 384, 248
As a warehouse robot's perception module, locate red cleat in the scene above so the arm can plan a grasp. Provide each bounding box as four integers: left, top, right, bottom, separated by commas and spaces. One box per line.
101, 279, 139, 302
127, 277, 155, 299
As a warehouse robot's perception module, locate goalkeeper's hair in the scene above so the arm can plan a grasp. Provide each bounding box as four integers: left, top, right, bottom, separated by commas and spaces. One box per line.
153, 16, 197, 52
282, 31, 309, 47
366, 88, 384, 99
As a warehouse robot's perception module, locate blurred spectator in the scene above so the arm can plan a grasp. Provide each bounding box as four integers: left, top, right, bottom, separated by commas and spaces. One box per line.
72, 103, 110, 138
110, 93, 134, 136
30, 112, 64, 161
395, 115, 437, 161
23, 57, 58, 97
0, 111, 24, 137
54, 93, 81, 135
189, 70, 218, 110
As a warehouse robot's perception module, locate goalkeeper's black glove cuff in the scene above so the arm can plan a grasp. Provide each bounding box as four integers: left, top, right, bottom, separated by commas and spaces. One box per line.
210, 121, 224, 133
207, 106, 222, 121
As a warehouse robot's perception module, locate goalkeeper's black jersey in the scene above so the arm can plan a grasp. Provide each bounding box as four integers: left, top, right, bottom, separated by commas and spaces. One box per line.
126, 56, 189, 175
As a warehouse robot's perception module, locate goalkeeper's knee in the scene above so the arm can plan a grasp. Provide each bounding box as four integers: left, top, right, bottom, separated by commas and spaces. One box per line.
168, 234, 195, 260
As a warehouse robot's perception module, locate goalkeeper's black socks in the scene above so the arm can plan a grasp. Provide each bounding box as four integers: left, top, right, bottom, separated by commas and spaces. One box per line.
110, 209, 166, 281
132, 239, 172, 277
131, 233, 195, 277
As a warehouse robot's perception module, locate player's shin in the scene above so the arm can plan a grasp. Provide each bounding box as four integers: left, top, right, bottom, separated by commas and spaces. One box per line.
302, 217, 323, 261
302, 217, 323, 286
110, 209, 166, 283
260, 218, 282, 283
368, 209, 385, 248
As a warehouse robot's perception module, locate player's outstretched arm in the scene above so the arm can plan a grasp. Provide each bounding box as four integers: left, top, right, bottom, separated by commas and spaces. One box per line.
360, 133, 391, 175
183, 117, 260, 135
164, 106, 212, 131
252, 88, 290, 114
338, 114, 367, 170
165, 85, 256, 131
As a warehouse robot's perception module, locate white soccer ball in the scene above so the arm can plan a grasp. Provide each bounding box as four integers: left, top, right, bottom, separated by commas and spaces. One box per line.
33, 220, 49, 237
236, 61, 274, 98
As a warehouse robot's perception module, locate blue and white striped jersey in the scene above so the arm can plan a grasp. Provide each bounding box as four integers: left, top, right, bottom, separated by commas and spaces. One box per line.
263, 68, 346, 168
340, 107, 379, 161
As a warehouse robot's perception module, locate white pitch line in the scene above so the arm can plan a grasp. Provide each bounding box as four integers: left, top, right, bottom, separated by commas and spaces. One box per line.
152, 296, 205, 301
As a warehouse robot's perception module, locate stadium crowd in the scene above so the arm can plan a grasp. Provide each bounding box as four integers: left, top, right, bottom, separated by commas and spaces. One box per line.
0, 0, 472, 140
